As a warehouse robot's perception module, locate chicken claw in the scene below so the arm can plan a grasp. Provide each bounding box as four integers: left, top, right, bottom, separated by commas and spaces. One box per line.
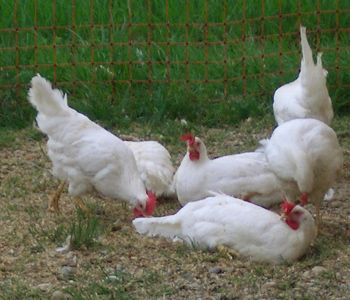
48, 181, 66, 213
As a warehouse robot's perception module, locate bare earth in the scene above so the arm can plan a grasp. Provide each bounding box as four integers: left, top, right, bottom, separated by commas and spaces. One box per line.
0, 117, 349, 299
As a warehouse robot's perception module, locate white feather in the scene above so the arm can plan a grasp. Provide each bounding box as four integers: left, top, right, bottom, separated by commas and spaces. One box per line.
173, 136, 282, 207
264, 118, 343, 207
28, 74, 149, 208
124, 140, 175, 197
273, 26, 333, 125
133, 195, 316, 264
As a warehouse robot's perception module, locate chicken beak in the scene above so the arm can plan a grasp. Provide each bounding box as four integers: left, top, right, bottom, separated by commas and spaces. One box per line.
187, 144, 195, 152
280, 212, 287, 221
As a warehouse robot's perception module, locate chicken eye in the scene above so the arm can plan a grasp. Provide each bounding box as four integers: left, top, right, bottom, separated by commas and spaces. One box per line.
292, 211, 303, 217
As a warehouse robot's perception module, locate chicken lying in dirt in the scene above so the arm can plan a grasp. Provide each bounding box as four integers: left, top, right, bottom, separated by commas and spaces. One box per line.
133, 195, 317, 264
28, 74, 155, 217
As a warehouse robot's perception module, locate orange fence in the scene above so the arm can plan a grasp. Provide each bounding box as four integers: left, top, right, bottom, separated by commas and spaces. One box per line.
1, 0, 349, 113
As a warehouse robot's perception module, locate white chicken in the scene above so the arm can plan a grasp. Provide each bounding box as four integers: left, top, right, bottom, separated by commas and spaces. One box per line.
28, 74, 155, 215
124, 140, 175, 198
273, 26, 333, 126
133, 195, 317, 264
172, 133, 282, 207
263, 118, 343, 227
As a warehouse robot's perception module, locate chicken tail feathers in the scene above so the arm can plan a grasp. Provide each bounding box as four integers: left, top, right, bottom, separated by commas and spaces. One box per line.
28, 74, 68, 116
133, 216, 180, 239
316, 52, 328, 77
300, 26, 314, 69
299, 26, 328, 92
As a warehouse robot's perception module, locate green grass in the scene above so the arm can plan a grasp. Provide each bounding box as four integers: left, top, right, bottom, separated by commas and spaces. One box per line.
0, 125, 44, 149
70, 207, 104, 250
0, 0, 350, 129
0, 280, 45, 300
62, 267, 173, 299
24, 200, 104, 252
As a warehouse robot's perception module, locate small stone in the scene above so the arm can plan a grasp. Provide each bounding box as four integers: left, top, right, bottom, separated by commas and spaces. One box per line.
56, 235, 72, 254
60, 266, 76, 280
135, 269, 144, 277
51, 290, 72, 300
188, 282, 200, 290
261, 281, 276, 290
36, 283, 53, 292
311, 266, 327, 276
302, 270, 311, 279
309, 285, 321, 293
100, 249, 108, 255
114, 264, 123, 272
182, 272, 193, 281
63, 253, 77, 267
323, 188, 335, 201
209, 266, 224, 274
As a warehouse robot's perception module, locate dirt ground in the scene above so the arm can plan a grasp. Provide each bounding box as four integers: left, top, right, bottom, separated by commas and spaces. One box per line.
0, 118, 349, 299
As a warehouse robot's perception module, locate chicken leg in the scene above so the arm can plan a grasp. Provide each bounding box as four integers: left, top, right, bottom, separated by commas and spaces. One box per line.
49, 181, 91, 215
48, 181, 66, 212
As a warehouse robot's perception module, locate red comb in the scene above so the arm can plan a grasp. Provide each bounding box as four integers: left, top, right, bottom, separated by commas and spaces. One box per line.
280, 201, 296, 215
133, 191, 157, 218
180, 133, 195, 145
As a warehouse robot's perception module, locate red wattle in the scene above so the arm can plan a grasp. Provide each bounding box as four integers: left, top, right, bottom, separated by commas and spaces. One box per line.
189, 150, 200, 161
285, 219, 300, 230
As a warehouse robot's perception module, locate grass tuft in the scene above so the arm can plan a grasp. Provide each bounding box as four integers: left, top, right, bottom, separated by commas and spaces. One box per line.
70, 207, 103, 250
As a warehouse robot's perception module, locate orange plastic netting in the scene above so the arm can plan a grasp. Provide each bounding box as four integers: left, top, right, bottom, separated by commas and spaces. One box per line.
1, 0, 349, 102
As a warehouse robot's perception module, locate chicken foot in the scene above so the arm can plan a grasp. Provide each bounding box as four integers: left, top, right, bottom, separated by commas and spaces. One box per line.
48, 181, 66, 213
48, 181, 92, 215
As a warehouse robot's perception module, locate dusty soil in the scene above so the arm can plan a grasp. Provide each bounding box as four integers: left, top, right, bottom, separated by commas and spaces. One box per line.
0, 118, 349, 299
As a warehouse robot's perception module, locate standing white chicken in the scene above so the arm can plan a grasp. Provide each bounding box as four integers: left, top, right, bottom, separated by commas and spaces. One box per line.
263, 118, 343, 227
273, 26, 333, 126
124, 140, 175, 198
173, 133, 282, 207
133, 195, 317, 264
28, 74, 155, 215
